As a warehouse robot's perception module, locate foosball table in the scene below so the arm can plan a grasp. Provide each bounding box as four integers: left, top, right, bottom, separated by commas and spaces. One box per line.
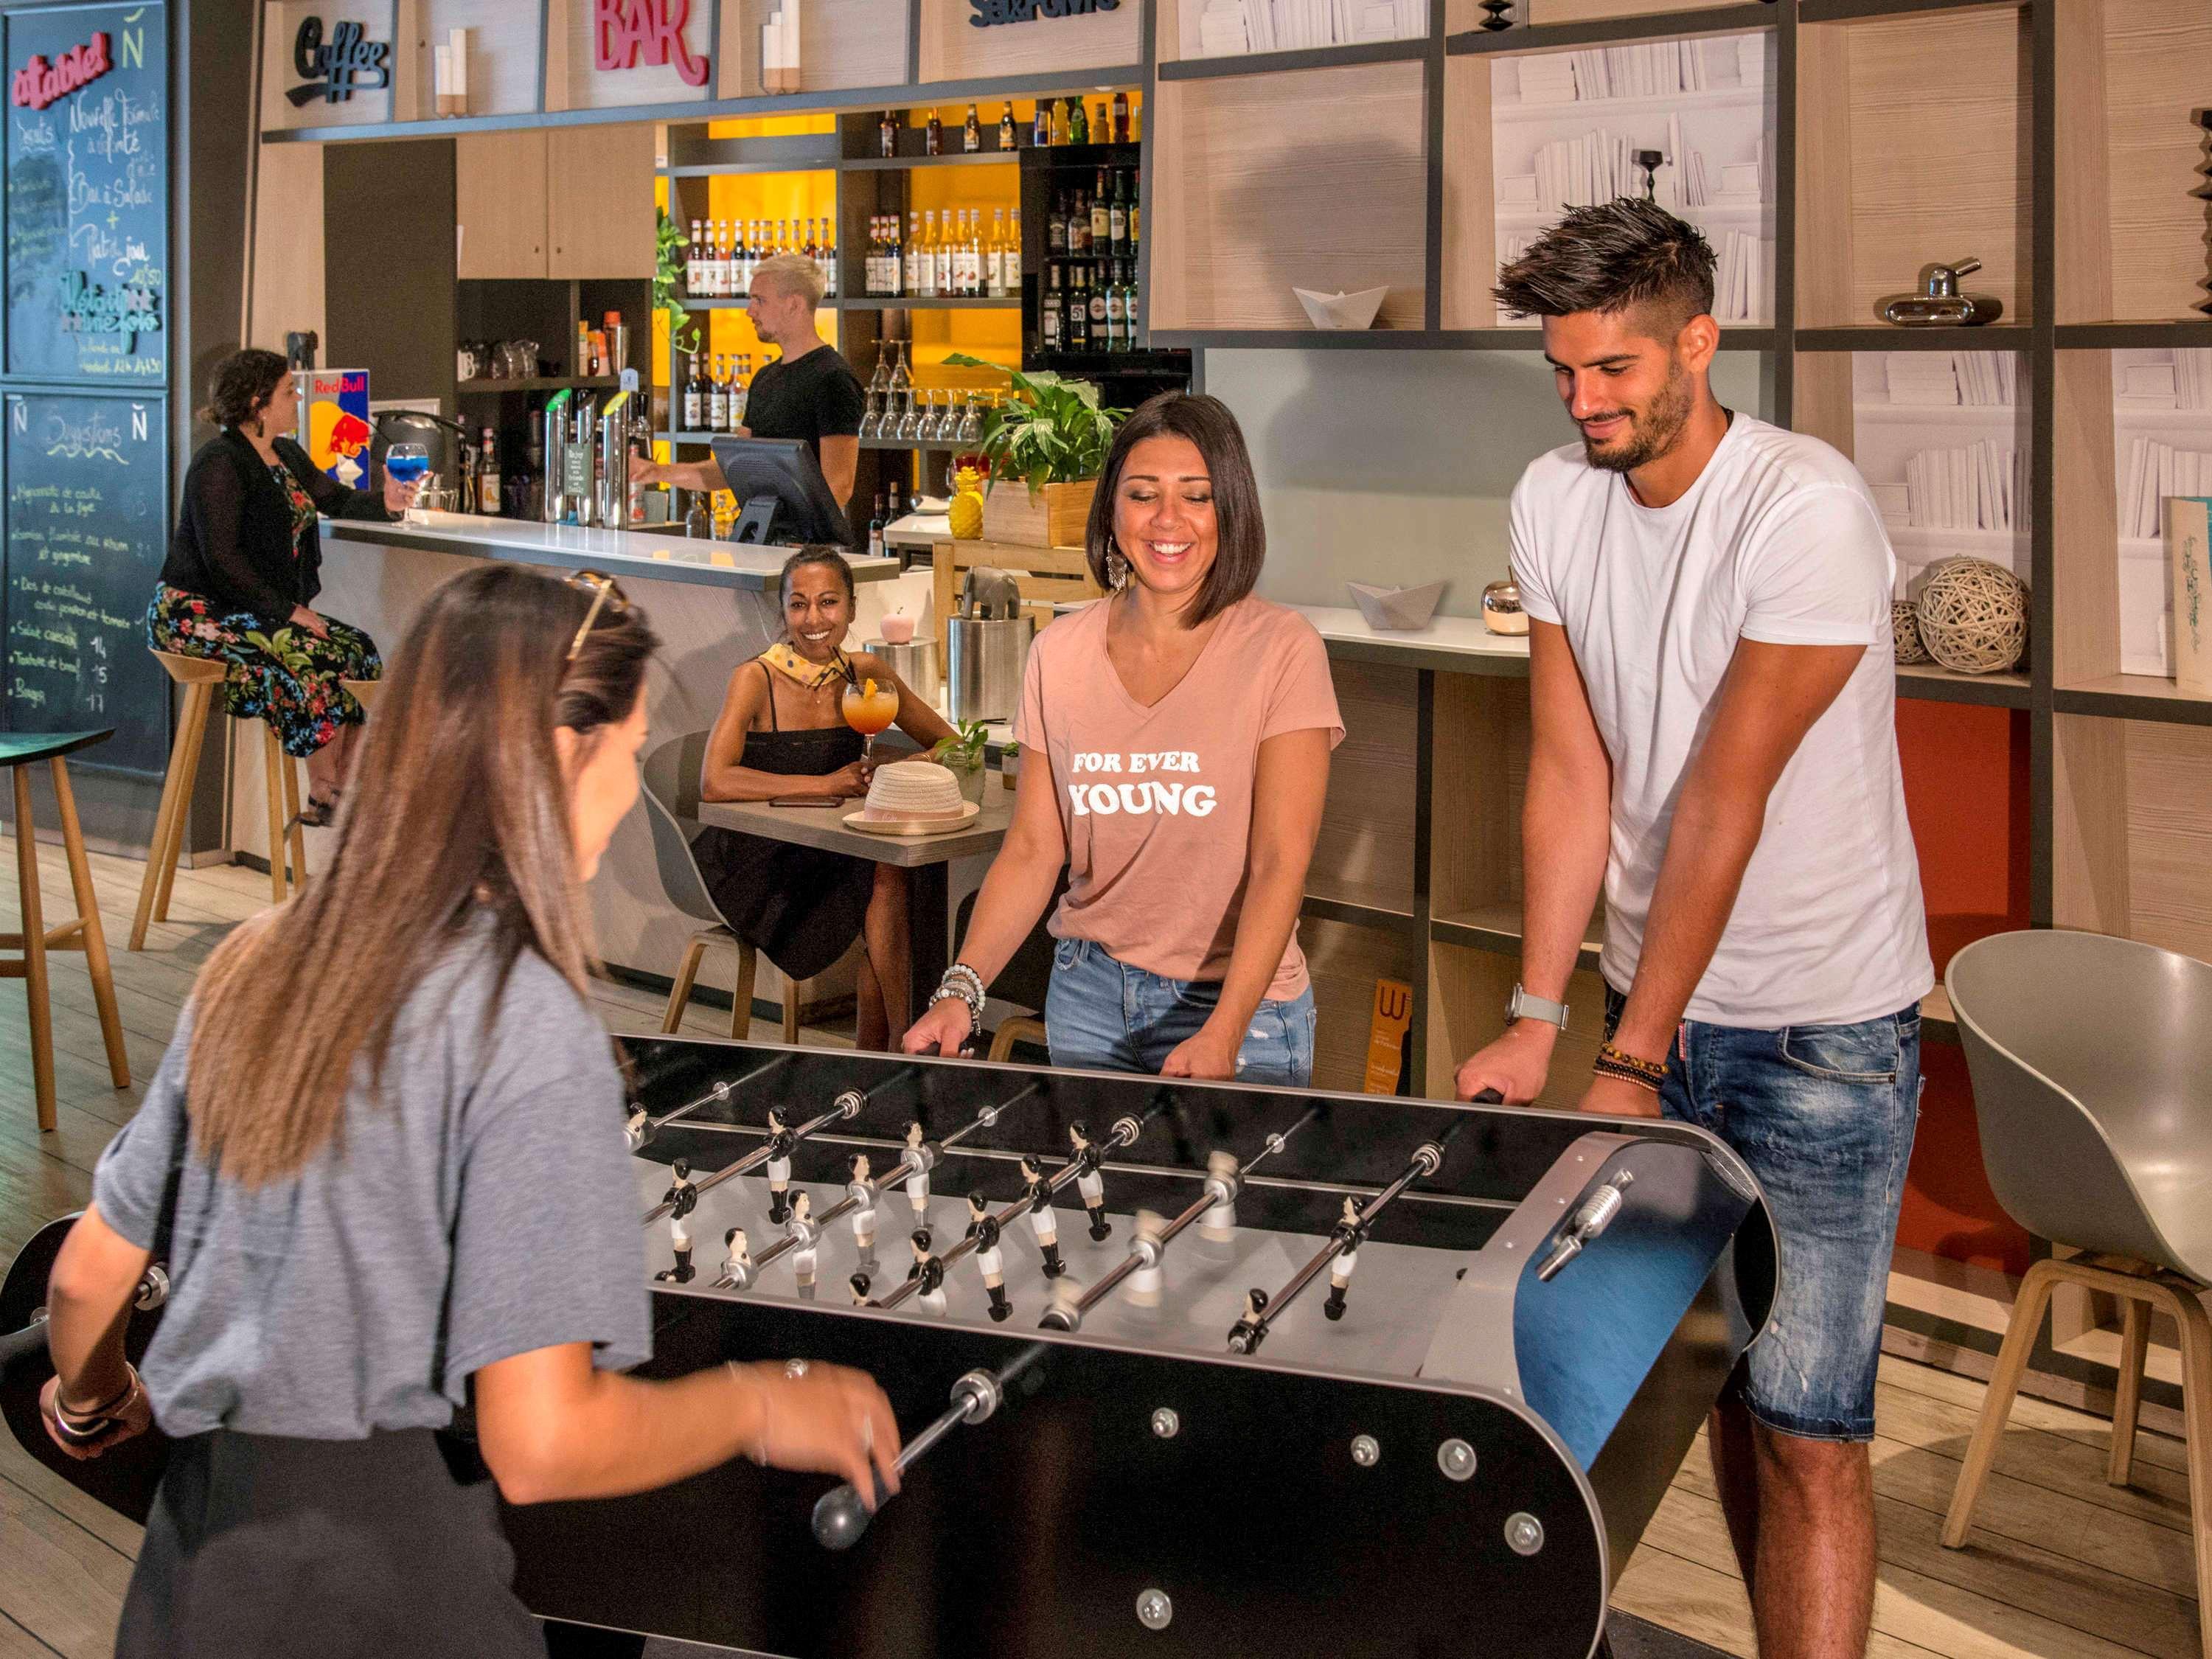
513, 1037, 1777, 1659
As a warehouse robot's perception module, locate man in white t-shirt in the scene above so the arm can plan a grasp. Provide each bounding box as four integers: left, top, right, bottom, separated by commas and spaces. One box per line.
1455, 200, 1933, 1659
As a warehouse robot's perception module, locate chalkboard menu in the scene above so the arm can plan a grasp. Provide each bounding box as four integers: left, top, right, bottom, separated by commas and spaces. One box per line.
4, 392, 168, 774
4, 3, 167, 383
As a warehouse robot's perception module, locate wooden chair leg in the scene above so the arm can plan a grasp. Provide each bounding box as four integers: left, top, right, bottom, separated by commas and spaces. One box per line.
2110, 1295, 2152, 1488
11, 768, 56, 1133
731, 943, 761, 1043
279, 754, 307, 895
49, 759, 128, 1089
151, 686, 215, 931
134, 681, 207, 950
1942, 1256, 2064, 1548
989, 1015, 1046, 1065
661, 936, 707, 1034
261, 723, 288, 904
2149, 1278, 2212, 1659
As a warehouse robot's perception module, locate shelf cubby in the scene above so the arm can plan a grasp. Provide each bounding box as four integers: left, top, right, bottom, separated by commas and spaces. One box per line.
1149, 58, 1428, 333
2053, 713, 2212, 961
1795, 4, 2032, 330
1308, 661, 1422, 921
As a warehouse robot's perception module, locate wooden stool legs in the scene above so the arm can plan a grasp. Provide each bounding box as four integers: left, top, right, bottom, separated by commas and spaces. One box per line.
6, 759, 131, 1132
132, 678, 215, 950
661, 930, 800, 1043
262, 723, 306, 904
1941, 1253, 2212, 1659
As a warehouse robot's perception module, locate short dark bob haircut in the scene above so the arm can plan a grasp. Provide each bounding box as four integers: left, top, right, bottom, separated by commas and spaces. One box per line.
201, 347, 293, 431
1492, 198, 1717, 334
1085, 392, 1265, 627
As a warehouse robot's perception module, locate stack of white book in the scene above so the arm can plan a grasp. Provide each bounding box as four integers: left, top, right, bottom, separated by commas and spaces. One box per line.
1904, 439, 2024, 532
1885, 355, 1961, 406
2114, 348, 2212, 410
2120, 439, 2212, 539
1955, 354, 2017, 406
1202, 0, 1424, 54
1517, 55, 1577, 105
1711, 230, 1767, 324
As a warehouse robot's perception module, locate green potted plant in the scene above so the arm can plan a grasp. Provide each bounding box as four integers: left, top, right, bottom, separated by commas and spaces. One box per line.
655, 209, 699, 361
945, 353, 1127, 548
930, 720, 992, 806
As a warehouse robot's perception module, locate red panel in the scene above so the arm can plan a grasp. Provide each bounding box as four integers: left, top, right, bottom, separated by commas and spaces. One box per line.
1893, 701, 2032, 1277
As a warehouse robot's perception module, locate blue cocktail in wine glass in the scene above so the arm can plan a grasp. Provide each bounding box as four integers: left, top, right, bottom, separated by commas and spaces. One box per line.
385, 442, 430, 522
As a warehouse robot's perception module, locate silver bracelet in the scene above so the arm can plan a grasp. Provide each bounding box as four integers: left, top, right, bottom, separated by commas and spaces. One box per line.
942, 961, 985, 1001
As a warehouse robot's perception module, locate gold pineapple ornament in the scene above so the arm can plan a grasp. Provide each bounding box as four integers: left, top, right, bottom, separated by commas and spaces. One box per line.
949, 464, 986, 541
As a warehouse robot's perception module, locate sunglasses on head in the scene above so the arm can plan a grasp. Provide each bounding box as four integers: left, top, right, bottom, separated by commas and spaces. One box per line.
564, 570, 631, 661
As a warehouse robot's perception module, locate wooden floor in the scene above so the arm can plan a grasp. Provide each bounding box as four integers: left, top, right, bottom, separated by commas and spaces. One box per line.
0, 833, 2199, 1658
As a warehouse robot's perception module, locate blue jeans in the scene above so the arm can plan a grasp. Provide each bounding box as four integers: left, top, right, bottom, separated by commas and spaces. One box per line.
1044, 937, 1318, 1088
1605, 985, 1922, 1441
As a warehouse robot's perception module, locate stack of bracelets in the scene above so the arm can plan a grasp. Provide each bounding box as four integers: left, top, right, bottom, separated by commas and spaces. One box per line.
930, 962, 986, 1041
48, 1363, 141, 1447
1593, 1040, 1667, 1094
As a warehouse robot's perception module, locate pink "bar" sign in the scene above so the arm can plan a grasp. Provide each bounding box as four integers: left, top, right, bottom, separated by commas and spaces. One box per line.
594, 0, 709, 87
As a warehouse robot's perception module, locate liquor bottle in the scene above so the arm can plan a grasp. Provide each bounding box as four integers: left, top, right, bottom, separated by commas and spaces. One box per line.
1067, 267, 1089, 350
967, 211, 984, 296
963, 103, 982, 153
731, 356, 750, 429
865, 217, 881, 296
1047, 192, 1067, 257
868, 491, 887, 560
479, 426, 501, 515
904, 211, 924, 296
953, 211, 973, 297
1068, 96, 1088, 146
820, 219, 838, 297
886, 477, 904, 520
686, 219, 705, 296
1071, 192, 1091, 257
1113, 91, 1130, 145
1110, 172, 1130, 255
1042, 265, 1063, 352
1033, 100, 1051, 147
1088, 263, 1107, 344
934, 212, 954, 298
925, 109, 943, 155
1000, 102, 1017, 150
1091, 170, 1111, 250
707, 356, 728, 431
879, 109, 898, 159
682, 352, 706, 431
1130, 172, 1141, 252
1050, 97, 1068, 146
1123, 263, 1142, 347
1105, 263, 1124, 351
987, 207, 1009, 296
699, 220, 720, 296
887, 215, 905, 298
918, 210, 939, 297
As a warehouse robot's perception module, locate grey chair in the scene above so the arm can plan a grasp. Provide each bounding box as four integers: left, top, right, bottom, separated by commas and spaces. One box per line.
640, 731, 800, 1044
1941, 928, 2211, 1654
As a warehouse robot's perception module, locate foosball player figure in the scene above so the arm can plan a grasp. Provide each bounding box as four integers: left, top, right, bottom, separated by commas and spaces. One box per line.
655, 1159, 698, 1284
902, 1121, 933, 1248
1068, 1121, 1113, 1242
1200, 1149, 1239, 1242
1018, 1154, 1066, 1279
846, 1152, 879, 1264
906, 1230, 948, 1315
1228, 1287, 1270, 1354
624, 1102, 651, 1153
1324, 1196, 1368, 1323
1130, 1210, 1167, 1308
965, 1192, 1012, 1322
721, 1225, 754, 1291
849, 1270, 873, 1307
787, 1189, 820, 1296
764, 1108, 798, 1225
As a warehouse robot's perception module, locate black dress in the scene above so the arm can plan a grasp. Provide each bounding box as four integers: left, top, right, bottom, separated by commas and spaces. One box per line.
691, 661, 874, 981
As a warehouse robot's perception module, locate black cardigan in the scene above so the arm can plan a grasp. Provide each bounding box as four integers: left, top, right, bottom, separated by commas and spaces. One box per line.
161, 427, 394, 627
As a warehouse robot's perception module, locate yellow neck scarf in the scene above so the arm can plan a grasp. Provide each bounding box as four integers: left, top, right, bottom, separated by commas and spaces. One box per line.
761, 641, 850, 692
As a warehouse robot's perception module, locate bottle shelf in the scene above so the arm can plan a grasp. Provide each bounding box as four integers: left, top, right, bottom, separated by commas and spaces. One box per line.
859, 436, 975, 451
456, 376, 621, 394
844, 296, 1021, 310
844, 150, 1023, 170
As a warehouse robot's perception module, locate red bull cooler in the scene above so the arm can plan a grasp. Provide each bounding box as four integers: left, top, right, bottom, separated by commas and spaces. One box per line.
295, 369, 373, 488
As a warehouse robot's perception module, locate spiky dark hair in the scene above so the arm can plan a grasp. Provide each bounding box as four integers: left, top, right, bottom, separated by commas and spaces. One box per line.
1492, 198, 1717, 331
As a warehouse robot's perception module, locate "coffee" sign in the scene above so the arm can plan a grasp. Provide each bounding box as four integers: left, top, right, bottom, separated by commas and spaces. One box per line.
968, 0, 1121, 25
288, 17, 391, 107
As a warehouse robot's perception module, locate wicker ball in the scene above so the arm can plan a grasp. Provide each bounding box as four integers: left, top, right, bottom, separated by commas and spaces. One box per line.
1891, 599, 1929, 665
1916, 557, 2027, 674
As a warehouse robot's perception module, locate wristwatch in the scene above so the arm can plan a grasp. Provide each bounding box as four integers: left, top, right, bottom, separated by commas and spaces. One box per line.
1506, 984, 1569, 1029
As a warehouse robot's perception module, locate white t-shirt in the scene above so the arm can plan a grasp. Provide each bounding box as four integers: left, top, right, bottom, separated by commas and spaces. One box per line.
1509, 413, 1933, 1028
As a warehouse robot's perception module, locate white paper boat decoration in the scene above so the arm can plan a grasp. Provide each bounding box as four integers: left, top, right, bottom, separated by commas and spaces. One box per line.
1348, 580, 1446, 630
1294, 285, 1389, 331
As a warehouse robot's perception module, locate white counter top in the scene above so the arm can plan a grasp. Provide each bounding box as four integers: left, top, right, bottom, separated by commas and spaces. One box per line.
1287, 604, 1531, 669
885, 510, 951, 550
325, 512, 900, 592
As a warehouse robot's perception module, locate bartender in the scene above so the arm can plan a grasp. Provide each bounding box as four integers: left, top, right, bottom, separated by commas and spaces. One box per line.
630, 251, 863, 515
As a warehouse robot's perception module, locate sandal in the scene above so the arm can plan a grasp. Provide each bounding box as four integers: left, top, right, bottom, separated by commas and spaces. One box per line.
287, 792, 341, 832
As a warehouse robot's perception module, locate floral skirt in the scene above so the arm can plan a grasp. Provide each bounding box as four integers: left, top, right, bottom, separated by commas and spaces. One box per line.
146, 585, 380, 759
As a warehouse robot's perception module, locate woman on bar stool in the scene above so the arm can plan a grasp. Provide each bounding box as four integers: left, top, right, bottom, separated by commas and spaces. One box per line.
149, 348, 413, 829
36, 566, 900, 1659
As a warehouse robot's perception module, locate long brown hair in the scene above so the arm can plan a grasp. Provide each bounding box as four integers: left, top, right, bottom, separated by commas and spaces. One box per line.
185, 565, 658, 1184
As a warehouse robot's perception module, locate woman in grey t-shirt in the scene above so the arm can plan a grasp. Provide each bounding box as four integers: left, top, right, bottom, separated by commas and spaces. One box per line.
33, 566, 900, 1658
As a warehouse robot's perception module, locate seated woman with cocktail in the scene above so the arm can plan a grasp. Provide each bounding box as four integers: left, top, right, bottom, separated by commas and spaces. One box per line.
690, 547, 954, 1049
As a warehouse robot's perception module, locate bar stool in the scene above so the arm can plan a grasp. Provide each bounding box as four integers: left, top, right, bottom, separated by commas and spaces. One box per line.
2, 730, 131, 1132
131, 651, 305, 951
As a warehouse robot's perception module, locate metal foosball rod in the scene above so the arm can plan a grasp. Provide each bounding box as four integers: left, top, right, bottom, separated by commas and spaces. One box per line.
731, 1081, 1051, 1290
1225, 1091, 1498, 1354
811, 1343, 1049, 1551
869, 1097, 1166, 1312
634, 1055, 795, 1148
641, 1069, 917, 1226
1039, 1105, 1323, 1333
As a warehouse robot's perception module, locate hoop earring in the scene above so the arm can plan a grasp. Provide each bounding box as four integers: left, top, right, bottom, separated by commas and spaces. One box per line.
1105, 540, 1130, 590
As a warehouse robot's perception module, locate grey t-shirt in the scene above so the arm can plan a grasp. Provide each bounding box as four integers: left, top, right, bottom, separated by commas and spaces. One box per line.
92, 919, 652, 1440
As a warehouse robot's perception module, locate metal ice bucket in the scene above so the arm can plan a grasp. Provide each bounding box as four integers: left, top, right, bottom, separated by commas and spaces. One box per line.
865, 637, 942, 706
945, 615, 1032, 724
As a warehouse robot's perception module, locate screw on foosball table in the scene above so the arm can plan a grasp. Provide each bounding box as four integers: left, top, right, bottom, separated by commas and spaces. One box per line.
1351, 1434, 1380, 1467
1438, 1439, 1477, 1481
1135, 1589, 1173, 1631
1150, 1407, 1180, 1439
1506, 1512, 1545, 1556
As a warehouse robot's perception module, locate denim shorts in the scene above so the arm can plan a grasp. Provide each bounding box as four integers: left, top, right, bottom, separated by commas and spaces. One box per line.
1044, 937, 1318, 1088
1604, 986, 1922, 1442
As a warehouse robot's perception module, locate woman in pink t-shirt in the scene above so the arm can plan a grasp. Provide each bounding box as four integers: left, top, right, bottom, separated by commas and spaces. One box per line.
902, 394, 1343, 1085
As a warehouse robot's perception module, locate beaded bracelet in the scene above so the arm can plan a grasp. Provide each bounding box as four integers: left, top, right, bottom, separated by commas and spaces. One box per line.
1593, 1041, 1666, 1093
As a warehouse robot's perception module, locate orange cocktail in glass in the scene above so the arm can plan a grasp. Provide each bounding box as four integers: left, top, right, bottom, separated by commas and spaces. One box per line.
841, 675, 900, 739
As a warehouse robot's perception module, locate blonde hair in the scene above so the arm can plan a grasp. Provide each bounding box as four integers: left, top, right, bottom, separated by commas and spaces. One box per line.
184, 566, 658, 1186
752, 251, 826, 307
